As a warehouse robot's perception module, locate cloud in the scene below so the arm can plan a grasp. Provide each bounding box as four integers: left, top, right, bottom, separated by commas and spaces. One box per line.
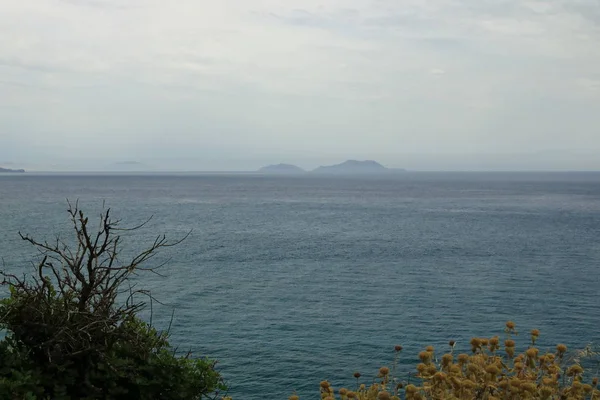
0, 0, 599, 169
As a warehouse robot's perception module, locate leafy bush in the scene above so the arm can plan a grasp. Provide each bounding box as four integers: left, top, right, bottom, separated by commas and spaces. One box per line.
295, 322, 599, 400
0, 203, 225, 399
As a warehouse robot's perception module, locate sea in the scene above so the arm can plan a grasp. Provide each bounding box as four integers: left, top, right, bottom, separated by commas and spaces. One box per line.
1, 172, 599, 399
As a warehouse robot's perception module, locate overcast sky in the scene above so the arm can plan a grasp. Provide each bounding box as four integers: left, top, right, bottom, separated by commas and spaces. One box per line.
1, 0, 599, 171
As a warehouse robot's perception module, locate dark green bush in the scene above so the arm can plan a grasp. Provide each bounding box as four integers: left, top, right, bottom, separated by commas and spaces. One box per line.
0, 203, 225, 399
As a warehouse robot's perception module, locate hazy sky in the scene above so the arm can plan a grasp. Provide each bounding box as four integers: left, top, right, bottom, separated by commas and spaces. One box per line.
1, 0, 599, 171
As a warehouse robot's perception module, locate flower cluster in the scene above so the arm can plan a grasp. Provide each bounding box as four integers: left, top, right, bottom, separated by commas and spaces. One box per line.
284, 323, 599, 400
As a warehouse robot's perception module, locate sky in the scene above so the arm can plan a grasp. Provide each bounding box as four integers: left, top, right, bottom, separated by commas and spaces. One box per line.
1, 0, 600, 171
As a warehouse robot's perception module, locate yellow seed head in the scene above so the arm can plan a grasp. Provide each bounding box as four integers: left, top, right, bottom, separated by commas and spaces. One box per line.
514, 362, 524, 371
509, 379, 521, 388
567, 365, 584, 376
418, 351, 431, 363
522, 382, 537, 392
462, 379, 476, 389
540, 386, 553, 397
485, 365, 500, 375
378, 391, 391, 400
506, 321, 516, 330
379, 367, 390, 376
542, 377, 556, 386
433, 372, 447, 382
441, 353, 453, 366
526, 348, 539, 358
405, 384, 418, 394
467, 363, 479, 374
556, 344, 567, 354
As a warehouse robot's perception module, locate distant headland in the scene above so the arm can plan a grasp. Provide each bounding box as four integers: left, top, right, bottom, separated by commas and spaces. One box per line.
0, 167, 25, 173
258, 164, 306, 174
258, 160, 405, 175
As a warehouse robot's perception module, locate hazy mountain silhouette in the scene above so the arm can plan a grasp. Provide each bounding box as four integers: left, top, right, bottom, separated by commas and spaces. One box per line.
0, 167, 25, 173
258, 164, 305, 174
312, 160, 396, 174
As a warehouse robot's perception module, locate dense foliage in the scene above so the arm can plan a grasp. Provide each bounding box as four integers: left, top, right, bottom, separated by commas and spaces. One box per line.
0, 203, 225, 399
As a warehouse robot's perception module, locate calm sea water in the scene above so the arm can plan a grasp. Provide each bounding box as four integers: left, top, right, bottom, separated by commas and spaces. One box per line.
1, 172, 600, 399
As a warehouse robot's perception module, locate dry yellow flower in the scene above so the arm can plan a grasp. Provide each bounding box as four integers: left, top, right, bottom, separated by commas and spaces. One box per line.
418, 351, 431, 363
405, 384, 418, 394
526, 348, 539, 358
293, 324, 595, 400
462, 379, 476, 389
567, 365, 584, 376
485, 365, 500, 375
378, 391, 391, 400
441, 353, 453, 366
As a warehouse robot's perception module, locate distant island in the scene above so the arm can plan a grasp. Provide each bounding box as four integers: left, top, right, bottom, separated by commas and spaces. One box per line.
257, 160, 406, 175
0, 167, 25, 173
258, 164, 305, 174
313, 160, 402, 174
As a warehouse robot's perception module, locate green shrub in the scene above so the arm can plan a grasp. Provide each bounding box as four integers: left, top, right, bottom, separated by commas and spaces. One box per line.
0, 203, 225, 399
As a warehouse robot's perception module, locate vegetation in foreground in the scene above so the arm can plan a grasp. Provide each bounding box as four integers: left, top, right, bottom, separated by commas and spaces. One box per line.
282, 323, 599, 400
0, 203, 225, 399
